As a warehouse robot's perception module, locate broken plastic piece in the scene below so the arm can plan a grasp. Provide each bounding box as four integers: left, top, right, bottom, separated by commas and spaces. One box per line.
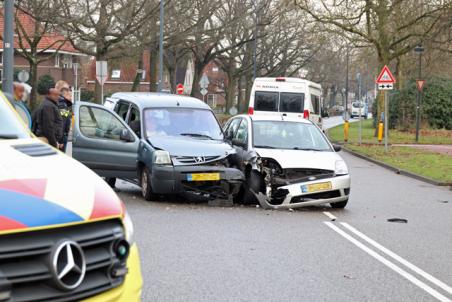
387, 218, 408, 223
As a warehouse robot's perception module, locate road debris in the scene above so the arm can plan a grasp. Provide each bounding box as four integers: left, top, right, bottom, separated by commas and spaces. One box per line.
387, 218, 408, 223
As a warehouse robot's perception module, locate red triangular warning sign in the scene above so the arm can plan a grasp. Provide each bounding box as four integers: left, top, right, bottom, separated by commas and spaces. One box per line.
416, 80, 425, 92
376, 65, 396, 84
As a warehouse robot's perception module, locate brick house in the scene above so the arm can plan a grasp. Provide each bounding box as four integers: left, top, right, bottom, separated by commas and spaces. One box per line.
0, 11, 83, 86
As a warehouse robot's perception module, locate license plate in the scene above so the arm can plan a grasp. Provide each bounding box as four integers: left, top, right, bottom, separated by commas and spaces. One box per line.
186, 173, 221, 181
301, 182, 332, 193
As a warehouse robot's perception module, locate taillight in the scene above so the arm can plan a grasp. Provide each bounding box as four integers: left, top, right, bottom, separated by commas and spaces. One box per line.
303, 110, 310, 119
276, 77, 286, 82
248, 107, 254, 115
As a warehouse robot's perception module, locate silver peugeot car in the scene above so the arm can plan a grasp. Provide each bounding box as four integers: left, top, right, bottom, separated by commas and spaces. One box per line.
224, 115, 351, 209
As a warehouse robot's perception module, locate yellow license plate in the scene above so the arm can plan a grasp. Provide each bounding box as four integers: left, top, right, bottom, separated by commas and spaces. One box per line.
187, 173, 221, 181
304, 182, 332, 193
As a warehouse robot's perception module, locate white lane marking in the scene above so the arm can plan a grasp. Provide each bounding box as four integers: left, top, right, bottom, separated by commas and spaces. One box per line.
341, 222, 452, 295
324, 222, 452, 302
322, 211, 337, 220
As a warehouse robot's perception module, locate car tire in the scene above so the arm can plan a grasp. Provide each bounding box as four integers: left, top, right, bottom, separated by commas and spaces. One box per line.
330, 199, 348, 209
243, 171, 263, 205
106, 178, 116, 188
141, 167, 157, 201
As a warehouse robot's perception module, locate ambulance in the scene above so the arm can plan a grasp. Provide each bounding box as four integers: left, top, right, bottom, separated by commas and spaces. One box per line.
247, 77, 323, 128
0, 92, 142, 301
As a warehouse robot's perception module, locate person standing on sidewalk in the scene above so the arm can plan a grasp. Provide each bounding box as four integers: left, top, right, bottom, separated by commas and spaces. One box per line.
55, 80, 73, 152
31, 87, 63, 148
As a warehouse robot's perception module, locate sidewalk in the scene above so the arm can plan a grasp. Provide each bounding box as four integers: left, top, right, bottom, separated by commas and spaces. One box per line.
393, 144, 452, 156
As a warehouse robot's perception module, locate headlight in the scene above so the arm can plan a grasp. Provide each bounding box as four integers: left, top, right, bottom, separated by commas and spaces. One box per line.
335, 160, 348, 175
123, 210, 135, 244
154, 150, 172, 165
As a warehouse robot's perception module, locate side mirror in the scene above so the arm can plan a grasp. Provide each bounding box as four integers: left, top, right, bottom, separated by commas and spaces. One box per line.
120, 129, 134, 142
232, 138, 247, 149
333, 144, 342, 152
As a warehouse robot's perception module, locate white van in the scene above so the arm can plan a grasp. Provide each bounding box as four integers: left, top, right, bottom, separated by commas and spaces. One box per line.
248, 77, 323, 128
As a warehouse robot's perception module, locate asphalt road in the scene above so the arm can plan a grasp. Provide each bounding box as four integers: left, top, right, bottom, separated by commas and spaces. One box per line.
118, 152, 452, 302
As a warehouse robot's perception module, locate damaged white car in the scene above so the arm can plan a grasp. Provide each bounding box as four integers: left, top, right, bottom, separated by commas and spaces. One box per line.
224, 115, 351, 209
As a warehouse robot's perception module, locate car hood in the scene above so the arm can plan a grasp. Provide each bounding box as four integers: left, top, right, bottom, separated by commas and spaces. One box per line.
0, 139, 123, 234
148, 135, 234, 157
255, 148, 342, 170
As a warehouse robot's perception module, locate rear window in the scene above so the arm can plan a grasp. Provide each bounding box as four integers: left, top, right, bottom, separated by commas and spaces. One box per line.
254, 91, 279, 111
280, 93, 304, 113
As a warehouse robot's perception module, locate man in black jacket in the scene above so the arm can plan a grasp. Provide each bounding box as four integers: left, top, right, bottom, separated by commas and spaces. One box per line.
57, 84, 73, 152
32, 88, 63, 148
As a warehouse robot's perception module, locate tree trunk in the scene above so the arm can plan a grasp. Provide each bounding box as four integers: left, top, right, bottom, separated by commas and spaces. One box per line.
149, 44, 158, 92
191, 59, 205, 99
131, 53, 144, 92
225, 71, 236, 113
237, 76, 243, 113
244, 71, 253, 109
29, 61, 39, 111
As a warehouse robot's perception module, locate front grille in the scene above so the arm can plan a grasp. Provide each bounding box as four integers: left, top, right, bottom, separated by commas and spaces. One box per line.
291, 190, 341, 203
0, 220, 126, 302
284, 168, 334, 179
173, 155, 222, 165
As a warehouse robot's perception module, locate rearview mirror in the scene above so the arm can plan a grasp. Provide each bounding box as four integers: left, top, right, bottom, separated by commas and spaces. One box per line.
231, 138, 247, 149
120, 129, 134, 142
333, 144, 342, 152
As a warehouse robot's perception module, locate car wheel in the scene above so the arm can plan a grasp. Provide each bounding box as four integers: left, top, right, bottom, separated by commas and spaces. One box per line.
243, 171, 263, 205
330, 199, 348, 209
106, 178, 116, 188
141, 167, 157, 201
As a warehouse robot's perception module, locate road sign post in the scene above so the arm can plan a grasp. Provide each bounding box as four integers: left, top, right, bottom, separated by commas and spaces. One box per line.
376, 65, 396, 153
199, 74, 209, 103
96, 61, 108, 104
357, 73, 362, 145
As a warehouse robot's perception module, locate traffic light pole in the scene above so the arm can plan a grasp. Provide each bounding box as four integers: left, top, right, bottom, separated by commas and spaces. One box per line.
3, 0, 15, 95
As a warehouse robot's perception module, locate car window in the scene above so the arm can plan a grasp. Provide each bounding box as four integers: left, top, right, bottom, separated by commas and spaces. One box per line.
253, 121, 331, 151
311, 94, 320, 114
115, 101, 130, 121
234, 119, 248, 144
128, 106, 141, 137
254, 91, 279, 111
0, 95, 31, 139
80, 106, 126, 141
224, 118, 242, 140
280, 92, 304, 113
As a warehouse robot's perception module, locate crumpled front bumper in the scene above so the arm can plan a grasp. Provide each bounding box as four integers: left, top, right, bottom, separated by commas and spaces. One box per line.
151, 165, 244, 198
256, 174, 351, 209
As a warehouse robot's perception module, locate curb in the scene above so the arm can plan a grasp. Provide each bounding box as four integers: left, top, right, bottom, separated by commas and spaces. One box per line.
341, 147, 452, 188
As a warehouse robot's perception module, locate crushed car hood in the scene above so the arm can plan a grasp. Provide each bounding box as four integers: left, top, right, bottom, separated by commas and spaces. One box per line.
148, 135, 235, 157
0, 139, 123, 234
255, 148, 342, 170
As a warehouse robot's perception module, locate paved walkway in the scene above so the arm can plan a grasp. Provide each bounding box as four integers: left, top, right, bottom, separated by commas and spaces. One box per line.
393, 144, 452, 156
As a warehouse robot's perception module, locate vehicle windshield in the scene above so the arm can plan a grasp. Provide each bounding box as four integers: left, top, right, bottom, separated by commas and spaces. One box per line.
144, 108, 223, 140
352, 102, 365, 108
0, 94, 31, 140
253, 121, 331, 151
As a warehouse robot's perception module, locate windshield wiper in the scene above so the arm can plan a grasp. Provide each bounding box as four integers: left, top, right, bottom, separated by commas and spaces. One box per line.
0, 134, 19, 139
254, 145, 277, 149
180, 133, 214, 140
292, 147, 327, 151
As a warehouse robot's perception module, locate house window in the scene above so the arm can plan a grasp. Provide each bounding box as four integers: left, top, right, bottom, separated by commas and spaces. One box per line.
0, 69, 3, 83
111, 69, 121, 79
0, 52, 3, 65
62, 54, 73, 69
54, 54, 60, 67
207, 94, 217, 108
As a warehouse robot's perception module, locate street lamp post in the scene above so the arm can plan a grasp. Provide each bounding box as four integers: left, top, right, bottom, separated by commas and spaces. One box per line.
157, 0, 164, 92
414, 44, 424, 142
357, 72, 362, 145
3, 0, 14, 95
345, 46, 350, 121
252, 0, 259, 80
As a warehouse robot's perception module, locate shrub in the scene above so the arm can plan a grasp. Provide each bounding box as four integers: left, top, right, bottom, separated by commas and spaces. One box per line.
37, 75, 55, 95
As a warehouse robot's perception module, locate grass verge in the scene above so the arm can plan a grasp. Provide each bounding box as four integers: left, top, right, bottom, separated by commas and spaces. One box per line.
328, 119, 452, 145
345, 144, 452, 183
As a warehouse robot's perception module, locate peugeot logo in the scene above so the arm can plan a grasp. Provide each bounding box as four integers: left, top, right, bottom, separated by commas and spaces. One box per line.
194, 156, 205, 163
50, 240, 86, 291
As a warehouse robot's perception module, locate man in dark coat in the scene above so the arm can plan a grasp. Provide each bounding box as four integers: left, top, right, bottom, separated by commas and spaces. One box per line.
31, 88, 63, 148
57, 86, 73, 152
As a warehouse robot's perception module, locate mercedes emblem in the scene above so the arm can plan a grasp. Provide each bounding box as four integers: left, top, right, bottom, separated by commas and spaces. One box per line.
50, 240, 86, 291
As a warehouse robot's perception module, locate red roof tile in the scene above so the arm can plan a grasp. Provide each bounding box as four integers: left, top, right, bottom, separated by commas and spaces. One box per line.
0, 10, 79, 53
